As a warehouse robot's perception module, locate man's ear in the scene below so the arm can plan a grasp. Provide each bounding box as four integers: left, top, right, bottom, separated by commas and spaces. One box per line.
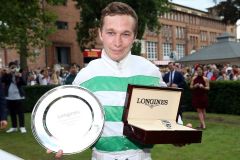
98, 28, 103, 41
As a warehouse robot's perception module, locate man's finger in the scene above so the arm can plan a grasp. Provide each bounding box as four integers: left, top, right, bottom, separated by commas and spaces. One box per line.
55, 149, 63, 159
46, 149, 52, 154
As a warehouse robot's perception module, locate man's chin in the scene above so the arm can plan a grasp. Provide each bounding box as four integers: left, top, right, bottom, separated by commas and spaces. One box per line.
108, 54, 122, 61
106, 50, 127, 61
112, 57, 121, 62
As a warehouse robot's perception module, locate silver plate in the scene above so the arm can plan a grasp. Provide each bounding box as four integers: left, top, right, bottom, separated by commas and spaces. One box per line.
31, 85, 104, 155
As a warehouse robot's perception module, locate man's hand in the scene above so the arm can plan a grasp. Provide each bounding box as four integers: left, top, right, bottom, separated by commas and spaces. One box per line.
171, 83, 178, 88
194, 83, 200, 88
186, 123, 192, 128
47, 149, 63, 160
0, 120, 8, 129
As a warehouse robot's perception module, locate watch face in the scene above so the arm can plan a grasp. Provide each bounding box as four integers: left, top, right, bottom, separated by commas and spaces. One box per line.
31, 85, 104, 155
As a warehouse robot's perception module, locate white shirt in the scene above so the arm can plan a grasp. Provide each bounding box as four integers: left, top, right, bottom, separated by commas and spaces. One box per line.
6, 83, 24, 100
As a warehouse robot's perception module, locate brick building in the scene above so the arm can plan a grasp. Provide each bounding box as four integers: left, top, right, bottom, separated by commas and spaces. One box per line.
142, 3, 236, 66
0, 1, 236, 69
0, 0, 82, 70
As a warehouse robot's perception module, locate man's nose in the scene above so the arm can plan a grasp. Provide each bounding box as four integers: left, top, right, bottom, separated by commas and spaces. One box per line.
114, 35, 122, 47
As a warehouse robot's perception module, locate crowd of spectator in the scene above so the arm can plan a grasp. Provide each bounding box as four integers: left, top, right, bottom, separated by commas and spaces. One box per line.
160, 63, 240, 82
0, 62, 239, 99
0, 63, 81, 87
0, 62, 239, 89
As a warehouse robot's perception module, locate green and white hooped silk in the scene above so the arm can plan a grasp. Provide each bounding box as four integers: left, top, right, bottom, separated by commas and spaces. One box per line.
73, 50, 165, 152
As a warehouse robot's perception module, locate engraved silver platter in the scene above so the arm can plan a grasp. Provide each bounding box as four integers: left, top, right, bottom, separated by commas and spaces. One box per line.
31, 85, 104, 155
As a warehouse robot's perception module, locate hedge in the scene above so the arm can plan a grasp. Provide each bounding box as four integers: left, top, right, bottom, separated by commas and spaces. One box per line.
23, 85, 58, 112
23, 81, 240, 115
182, 81, 240, 115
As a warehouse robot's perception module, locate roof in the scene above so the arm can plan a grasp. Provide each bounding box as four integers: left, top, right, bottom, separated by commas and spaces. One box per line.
177, 33, 240, 64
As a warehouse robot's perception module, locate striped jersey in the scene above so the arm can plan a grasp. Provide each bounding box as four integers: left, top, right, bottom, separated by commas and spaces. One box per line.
72, 50, 166, 152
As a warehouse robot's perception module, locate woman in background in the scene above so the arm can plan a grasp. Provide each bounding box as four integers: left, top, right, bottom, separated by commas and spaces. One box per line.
190, 65, 209, 129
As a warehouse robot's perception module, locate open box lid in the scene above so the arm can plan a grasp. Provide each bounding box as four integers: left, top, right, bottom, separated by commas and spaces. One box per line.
123, 85, 183, 123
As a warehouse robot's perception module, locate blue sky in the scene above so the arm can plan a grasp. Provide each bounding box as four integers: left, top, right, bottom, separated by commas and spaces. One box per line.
170, 0, 218, 11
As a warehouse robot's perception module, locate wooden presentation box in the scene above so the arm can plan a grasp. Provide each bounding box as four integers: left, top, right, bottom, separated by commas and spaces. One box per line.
123, 85, 202, 144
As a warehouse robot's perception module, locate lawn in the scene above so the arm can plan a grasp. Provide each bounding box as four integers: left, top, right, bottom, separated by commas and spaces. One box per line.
0, 112, 240, 160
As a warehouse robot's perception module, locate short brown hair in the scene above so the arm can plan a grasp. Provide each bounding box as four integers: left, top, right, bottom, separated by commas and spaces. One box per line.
99, 2, 138, 36
168, 62, 175, 66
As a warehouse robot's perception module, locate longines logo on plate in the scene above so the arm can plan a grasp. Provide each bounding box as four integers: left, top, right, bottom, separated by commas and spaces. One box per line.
136, 98, 168, 108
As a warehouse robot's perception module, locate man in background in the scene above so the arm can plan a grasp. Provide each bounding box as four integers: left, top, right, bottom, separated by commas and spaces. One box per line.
163, 62, 186, 122
0, 77, 7, 129
64, 63, 79, 85
1, 62, 27, 133
163, 62, 186, 89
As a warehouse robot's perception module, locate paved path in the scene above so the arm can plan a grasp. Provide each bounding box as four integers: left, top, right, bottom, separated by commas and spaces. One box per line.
0, 149, 24, 160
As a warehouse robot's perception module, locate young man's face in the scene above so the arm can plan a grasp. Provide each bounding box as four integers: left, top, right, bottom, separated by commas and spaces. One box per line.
99, 15, 136, 62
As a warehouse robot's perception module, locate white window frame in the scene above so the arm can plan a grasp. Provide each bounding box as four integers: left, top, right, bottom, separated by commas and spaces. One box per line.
176, 44, 185, 60
146, 41, 158, 61
162, 43, 172, 57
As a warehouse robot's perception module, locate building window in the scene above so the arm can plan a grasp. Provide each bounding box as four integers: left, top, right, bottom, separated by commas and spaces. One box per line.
146, 41, 158, 60
161, 25, 172, 38
56, 21, 68, 30
181, 13, 184, 22
200, 31, 207, 41
162, 43, 172, 57
56, 47, 70, 64
176, 44, 185, 60
176, 27, 185, 39
210, 32, 217, 42
184, 15, 189, 23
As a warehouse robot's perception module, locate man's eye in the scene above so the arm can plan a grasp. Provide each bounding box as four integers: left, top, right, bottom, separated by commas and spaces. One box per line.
123, 33, 130, 37
107, 32, 115, 36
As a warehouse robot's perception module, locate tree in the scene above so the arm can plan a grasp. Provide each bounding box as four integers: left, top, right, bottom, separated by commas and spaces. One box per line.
75, 0, 170, 55
0, 0, 64, 69
214, 0, 240, 24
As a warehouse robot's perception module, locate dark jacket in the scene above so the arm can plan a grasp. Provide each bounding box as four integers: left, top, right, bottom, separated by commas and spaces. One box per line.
1, 73, 26, 98
65, 74, 76, 85
163, 70, 186, 89
0, 78, 7, 121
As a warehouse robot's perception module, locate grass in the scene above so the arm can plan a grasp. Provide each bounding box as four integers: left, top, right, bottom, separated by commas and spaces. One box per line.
0, 112, 240, 160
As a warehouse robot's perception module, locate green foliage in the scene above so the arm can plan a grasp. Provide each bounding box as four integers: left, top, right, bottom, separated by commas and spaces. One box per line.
183, 81, 240, 115
23, 81, 240, 115
74, 0, 170, 51
0, 0, 58, 69
47, 0, 67, 5
208, 81, 240, 114
214, 0, 240, 24
131, 41, 141, 55
23, 85, 58, 112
